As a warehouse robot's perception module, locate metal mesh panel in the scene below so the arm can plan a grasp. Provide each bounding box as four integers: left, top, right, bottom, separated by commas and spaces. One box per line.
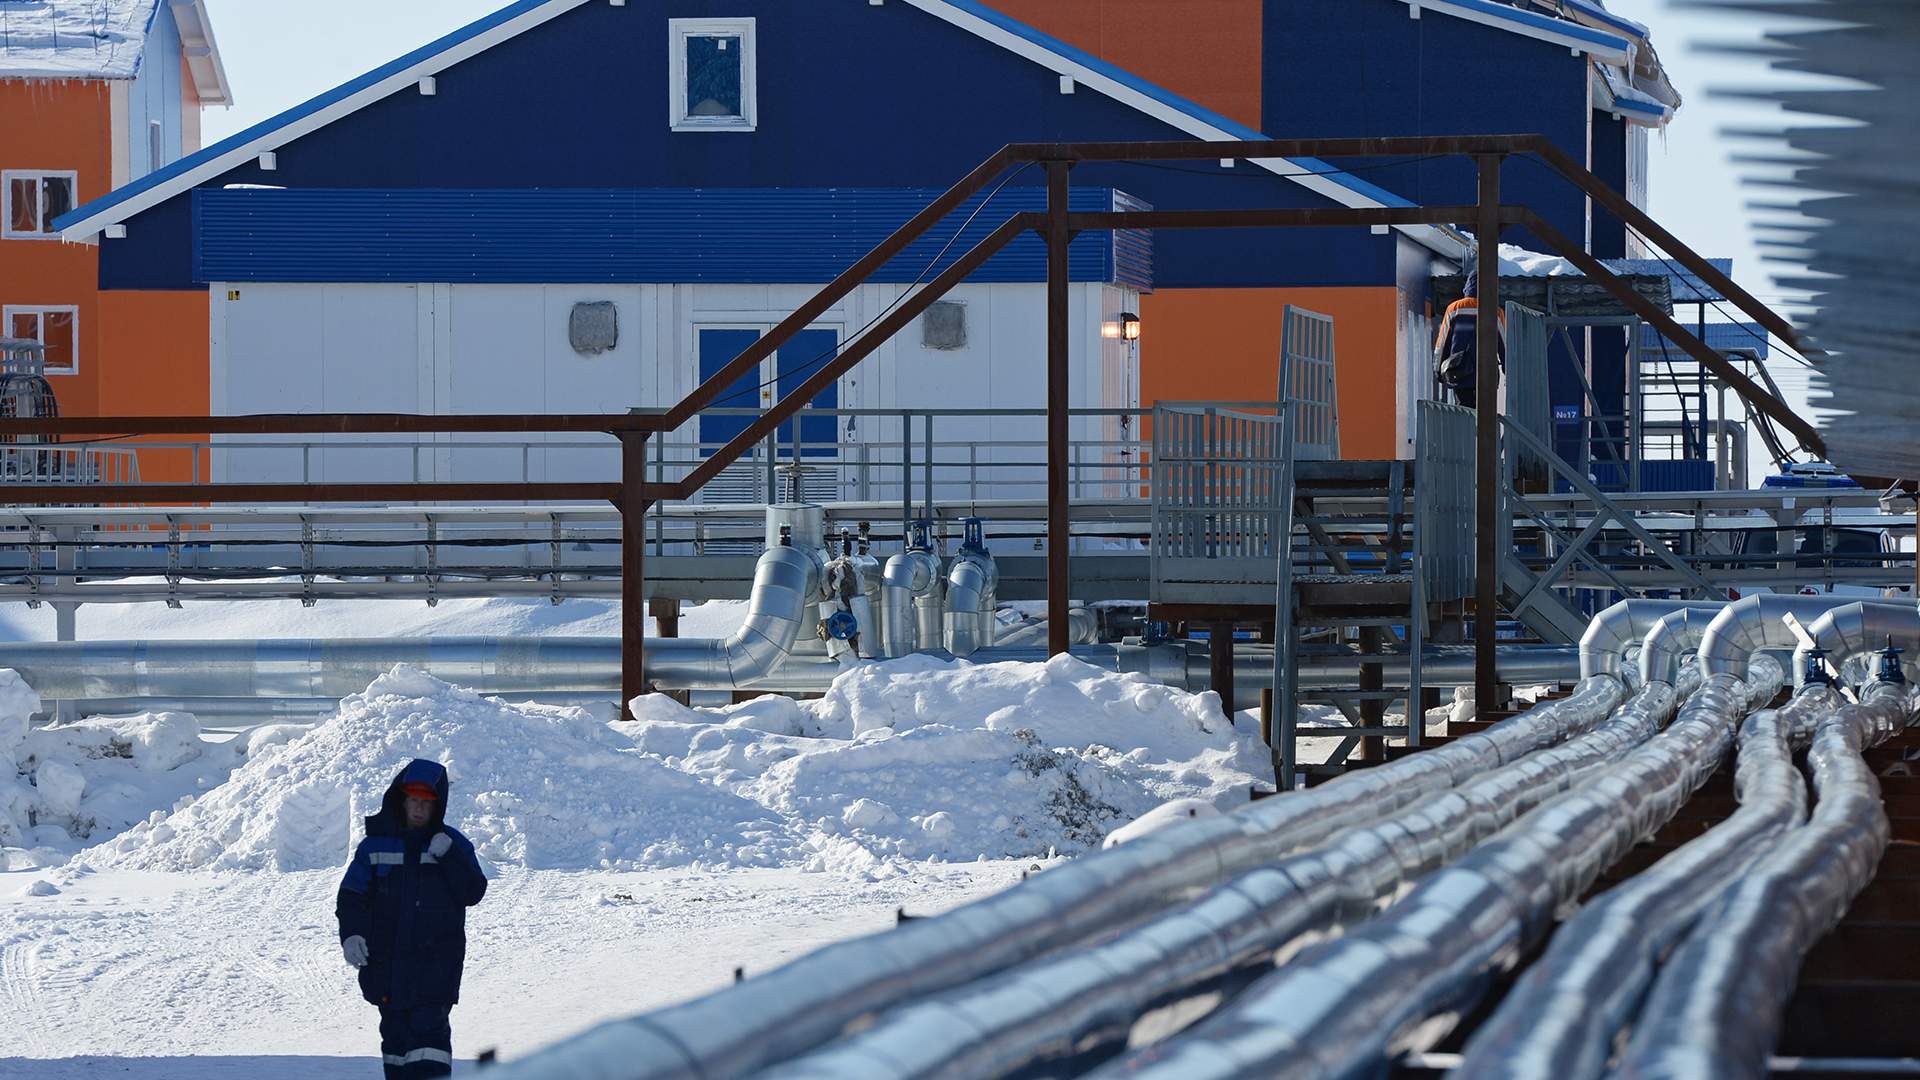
1150, 404, 1294, 605
1415, 400, 1475, 603
1279, 306, 1340, 461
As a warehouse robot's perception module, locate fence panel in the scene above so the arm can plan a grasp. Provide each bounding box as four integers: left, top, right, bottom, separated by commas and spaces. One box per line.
1415, 399, 1475, 603
1150, 404, 1295, 605
1279, 306, 1340, 461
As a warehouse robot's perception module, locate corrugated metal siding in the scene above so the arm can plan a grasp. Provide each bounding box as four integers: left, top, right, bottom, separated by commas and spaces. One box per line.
193, 187, 1152, 287
1638, 320, 1769, 360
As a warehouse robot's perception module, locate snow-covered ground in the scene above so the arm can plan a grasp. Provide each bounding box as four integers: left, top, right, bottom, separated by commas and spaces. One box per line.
1, 651, 1273, 1076
0, 861, 1026, 1077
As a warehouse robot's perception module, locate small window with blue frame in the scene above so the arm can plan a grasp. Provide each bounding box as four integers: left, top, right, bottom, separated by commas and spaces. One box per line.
671, 19, 756, 131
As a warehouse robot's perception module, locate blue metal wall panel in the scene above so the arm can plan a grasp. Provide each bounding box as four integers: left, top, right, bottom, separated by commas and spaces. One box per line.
100, 0, 1398, 292
192, 187, 1142, 286
1260, 0, 1590, 254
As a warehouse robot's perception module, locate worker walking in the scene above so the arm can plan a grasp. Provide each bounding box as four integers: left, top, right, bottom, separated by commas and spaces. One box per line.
1433, 259, 1506, 408
337, 759, 488, 1078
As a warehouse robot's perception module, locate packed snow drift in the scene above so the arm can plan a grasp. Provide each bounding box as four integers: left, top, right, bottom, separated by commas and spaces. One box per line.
1, 671, 249, 864
8, 654, 1268, 878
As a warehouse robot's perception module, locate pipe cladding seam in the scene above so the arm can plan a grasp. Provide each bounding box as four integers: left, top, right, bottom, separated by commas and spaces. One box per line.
1616, 679, 1920, 1080
484, 676, 1626, 1080
1791, 601, 1920, 692
1452, 682, 1834, 1079
763, 682, 1678, 1080
1092, 671, 1754, 1080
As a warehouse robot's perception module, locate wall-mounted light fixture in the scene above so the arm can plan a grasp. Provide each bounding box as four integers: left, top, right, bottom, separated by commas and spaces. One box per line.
1102, 312, 1142, 341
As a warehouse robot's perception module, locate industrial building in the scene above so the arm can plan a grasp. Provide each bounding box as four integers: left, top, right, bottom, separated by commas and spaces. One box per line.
0, 0, 1916, 1076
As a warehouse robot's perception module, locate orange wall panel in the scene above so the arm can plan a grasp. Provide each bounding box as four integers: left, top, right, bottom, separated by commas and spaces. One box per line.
981, 0, 1262, 129
1140, 287, 1401, 460
0, 79, 116, 418
96, 291, 211, 483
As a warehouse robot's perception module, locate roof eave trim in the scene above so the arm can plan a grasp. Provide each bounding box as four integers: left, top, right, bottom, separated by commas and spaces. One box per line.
906, 0, 1461, 259
59, 0, 590, 240
169, 0, 233, 106
1400, 0, 1631, 63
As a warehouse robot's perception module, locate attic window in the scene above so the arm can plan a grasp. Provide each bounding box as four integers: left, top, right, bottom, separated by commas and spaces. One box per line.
669, 18, 756, 131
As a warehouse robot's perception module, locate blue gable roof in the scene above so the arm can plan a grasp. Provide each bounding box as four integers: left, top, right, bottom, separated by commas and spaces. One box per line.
59, 0, 1445, 257
75, 1, 1442, 293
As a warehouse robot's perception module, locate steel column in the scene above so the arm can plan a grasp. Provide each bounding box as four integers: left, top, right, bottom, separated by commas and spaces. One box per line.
621, 432, 649, 711
1475, 155, 1504, 713
1210, 621, 1236, 717
1046, 160, 1072, 657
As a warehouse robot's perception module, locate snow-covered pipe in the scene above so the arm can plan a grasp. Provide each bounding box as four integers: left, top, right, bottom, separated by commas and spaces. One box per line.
943, 519, 998, 657
641, 543, 820, 689
989, 609, 1099, 649
1099, 671, 1755, 1080
770, 683, 1677, 1080
486, 675, 1627, 1080
880, 534, 942, 659
1580, 599, 1726, 681
1454, 682, 1836, 1080
1792, 601, 1920, 691
1620, 676, 1920, 1079
1697, 594, 1859, 680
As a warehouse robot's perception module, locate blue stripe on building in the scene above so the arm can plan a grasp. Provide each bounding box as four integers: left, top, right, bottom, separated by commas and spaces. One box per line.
191, 187, 1151, 288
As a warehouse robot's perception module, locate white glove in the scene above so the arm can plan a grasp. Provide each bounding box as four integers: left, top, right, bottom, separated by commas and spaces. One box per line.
342, 935, 368, 969
428, 832, 452, 859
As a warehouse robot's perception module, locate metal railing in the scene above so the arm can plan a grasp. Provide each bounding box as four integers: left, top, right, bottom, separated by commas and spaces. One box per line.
1279, 306, 1340, 461
0, 444, 140, 485
1150, 403, 1295, 606
1415, 400, 1476, 604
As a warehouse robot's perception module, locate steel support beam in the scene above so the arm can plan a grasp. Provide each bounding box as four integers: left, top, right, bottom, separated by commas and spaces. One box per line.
1476, 155, 1505, 713
1046, 161, 1072, 657
621, 432, 648, 711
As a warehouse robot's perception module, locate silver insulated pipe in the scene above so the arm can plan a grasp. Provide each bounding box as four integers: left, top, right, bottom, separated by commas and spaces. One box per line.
1697, 593, 1860, 680
942, 517, 998, 657
1580, 599, 1727, 682
1792, 601, 1920, 690
1619, 676, 1920, 1079
641, 543, 821, 691
767, 682, 1673, 1080
1639, 605, 1726, 687
881, 524, 943, 658
483, 675, 1625, 1080
1097, 671, 1756, 1080
1454, 682, 1836, 1080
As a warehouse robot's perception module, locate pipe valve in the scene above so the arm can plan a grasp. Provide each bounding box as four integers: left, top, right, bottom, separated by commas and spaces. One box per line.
1804, 648, 1834, 687
1878, 639, 1906, 685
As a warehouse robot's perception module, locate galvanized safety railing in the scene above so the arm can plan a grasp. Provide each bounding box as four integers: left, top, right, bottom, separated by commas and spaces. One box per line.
1149, 403, 1296, 606
1279, 306, 1340, 461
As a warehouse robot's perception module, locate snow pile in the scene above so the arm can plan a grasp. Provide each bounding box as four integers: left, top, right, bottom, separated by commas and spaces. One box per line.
626, 654, 1271, 873
3, 672, 248, 857
83, 665, 783, 873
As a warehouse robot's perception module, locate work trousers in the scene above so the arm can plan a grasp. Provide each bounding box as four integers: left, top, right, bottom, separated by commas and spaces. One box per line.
378, 1004, 454, 1079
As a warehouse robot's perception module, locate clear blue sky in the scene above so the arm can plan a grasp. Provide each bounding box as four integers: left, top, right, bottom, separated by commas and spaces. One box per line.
198, 0, 1826, 443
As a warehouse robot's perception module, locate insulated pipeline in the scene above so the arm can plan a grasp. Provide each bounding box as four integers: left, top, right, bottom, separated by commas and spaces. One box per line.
486, 675, 1625, 1080
1617, 678, 1920, 1080
767, 683, 1674, 1080
1696, 594, 1860, 681
1792, 601, 1920, 691
1098, 672, 1751, 1080
1580, 599, 1727, 682
1453, 683, 1834, 1080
